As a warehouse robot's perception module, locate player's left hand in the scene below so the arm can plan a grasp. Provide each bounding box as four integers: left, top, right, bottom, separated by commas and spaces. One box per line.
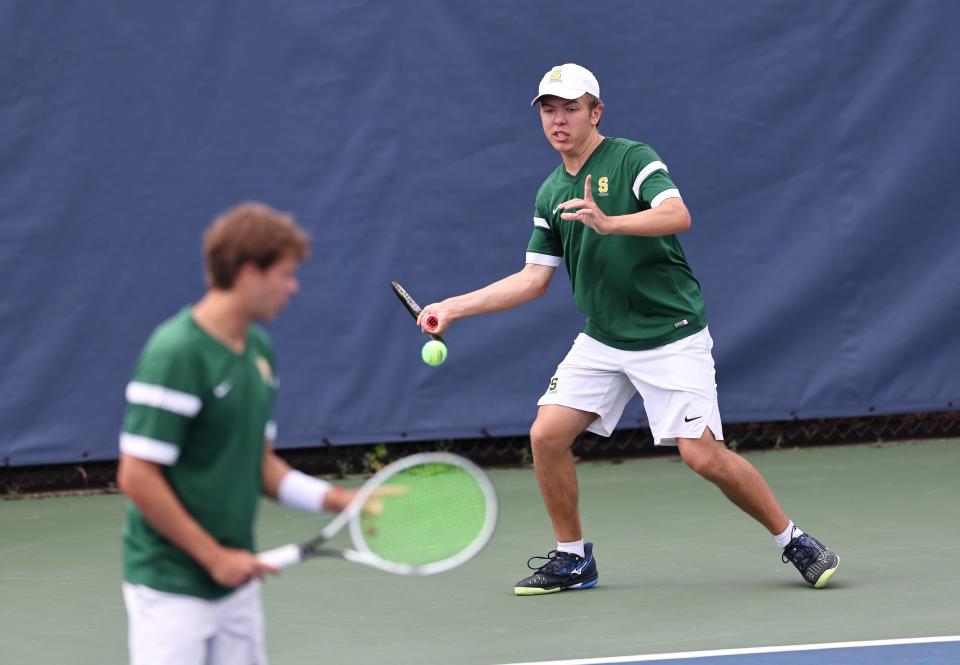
323, 485, 407, 515
362, 485, 408, 517
558, 175, 614, 235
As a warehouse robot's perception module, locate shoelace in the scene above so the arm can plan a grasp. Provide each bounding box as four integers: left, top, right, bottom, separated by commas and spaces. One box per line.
782, 534, 823, 569
526, 549, 580, 575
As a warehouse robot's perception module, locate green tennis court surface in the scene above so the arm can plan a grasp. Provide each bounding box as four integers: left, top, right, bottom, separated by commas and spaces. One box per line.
2, 439, 958, 664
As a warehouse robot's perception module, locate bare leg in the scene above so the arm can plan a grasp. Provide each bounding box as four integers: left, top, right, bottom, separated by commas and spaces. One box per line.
529, 405, 599, 542
677, 428, 789, 534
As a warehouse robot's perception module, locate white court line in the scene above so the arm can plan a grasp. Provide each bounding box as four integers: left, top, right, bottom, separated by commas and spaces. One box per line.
495, 635, 960, 665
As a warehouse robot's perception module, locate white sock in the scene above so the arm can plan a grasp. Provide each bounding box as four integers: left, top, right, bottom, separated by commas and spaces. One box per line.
774, 521, 803, 549
556, 540, 585, 558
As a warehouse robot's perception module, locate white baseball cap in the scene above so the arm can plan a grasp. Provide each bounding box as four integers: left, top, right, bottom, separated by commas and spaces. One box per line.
531, 63, 600, 106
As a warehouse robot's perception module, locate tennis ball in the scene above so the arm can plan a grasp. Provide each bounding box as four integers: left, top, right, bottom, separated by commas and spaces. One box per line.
421, 339, 447, 366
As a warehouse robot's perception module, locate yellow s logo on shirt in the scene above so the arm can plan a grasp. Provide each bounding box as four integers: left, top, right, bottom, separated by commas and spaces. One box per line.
597, 176, 609, 194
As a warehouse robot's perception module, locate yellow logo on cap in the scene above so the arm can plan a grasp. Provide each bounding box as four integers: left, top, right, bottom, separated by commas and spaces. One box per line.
549, 67, 563, 82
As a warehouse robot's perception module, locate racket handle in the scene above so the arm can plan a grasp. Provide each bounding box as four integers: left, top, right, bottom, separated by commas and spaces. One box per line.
257, 544, 303, 569
424, 315, 439, 332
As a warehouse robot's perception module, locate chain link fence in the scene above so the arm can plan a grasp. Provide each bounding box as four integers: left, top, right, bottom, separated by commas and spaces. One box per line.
3, 410, 958, 497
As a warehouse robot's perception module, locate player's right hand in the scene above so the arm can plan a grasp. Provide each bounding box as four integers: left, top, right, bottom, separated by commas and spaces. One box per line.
417, 304, 448, 335
208, 547, 278, 587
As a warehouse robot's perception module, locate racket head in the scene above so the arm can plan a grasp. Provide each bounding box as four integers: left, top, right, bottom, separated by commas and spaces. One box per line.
390, 281, 422, 318
391, 281, 446, 342
347, 453, 497, 575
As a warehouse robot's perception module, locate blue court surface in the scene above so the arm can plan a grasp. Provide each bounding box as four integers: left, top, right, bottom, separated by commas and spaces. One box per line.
497, 637, 960, 665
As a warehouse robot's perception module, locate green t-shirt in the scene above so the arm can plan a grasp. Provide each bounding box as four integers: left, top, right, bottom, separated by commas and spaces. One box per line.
120, 307, 277, 599
526, 137, 707, 350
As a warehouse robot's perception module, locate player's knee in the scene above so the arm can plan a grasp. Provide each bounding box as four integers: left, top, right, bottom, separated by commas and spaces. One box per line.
680, 443, 725, 480
529, 421, 571, 455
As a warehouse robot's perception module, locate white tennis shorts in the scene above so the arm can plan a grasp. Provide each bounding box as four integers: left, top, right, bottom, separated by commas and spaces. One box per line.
122, 580, 267, 665
537, 327, 723, 445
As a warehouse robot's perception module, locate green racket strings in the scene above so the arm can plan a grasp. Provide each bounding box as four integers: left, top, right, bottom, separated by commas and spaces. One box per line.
358, 462, 487, 567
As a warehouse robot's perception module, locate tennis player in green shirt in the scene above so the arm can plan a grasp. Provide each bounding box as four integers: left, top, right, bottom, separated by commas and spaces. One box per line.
417, 64, 839, 595
118, 203, 359, 664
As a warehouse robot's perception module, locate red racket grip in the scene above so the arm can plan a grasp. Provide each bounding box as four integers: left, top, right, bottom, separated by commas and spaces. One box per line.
424, 314, 439, 332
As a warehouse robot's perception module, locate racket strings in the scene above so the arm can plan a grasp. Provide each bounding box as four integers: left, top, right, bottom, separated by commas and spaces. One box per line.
358, 463, 488, 567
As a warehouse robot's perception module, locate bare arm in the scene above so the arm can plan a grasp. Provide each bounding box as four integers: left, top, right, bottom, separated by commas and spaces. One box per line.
558, 175, 691, 237
261, 443, 354, 512
117, 454, 274, 586
602, 197, 691, 237
417, 262, 555, 335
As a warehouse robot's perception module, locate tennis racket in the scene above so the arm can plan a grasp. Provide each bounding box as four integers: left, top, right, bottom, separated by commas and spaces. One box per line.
258, 453, 497, 575
391, 280, 444, 342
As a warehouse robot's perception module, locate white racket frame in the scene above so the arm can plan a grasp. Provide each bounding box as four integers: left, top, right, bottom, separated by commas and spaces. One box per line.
258, 452, 498, 576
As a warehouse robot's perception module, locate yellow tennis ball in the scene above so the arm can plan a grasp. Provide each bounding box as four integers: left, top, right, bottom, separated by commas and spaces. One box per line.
421, 339, 447, 366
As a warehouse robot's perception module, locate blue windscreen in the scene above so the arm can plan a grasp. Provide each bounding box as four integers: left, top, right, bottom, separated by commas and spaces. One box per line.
1, 2, 957, 464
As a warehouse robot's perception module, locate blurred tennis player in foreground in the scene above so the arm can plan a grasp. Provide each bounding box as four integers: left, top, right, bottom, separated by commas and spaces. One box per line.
117, 203, 358, 664
417, 64, 839, 595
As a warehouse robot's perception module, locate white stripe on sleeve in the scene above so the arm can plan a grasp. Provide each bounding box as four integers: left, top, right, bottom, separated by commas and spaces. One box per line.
651, 188, 682, 208
525, 252, 563, 267
126, 382, 202, 417
631, 160, 668, 199
119, 433, 181, 465
265, 420, 278, 442
533, 217, 550, 229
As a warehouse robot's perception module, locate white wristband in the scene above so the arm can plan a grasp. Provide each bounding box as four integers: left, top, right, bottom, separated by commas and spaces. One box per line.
278, 470, 332, 513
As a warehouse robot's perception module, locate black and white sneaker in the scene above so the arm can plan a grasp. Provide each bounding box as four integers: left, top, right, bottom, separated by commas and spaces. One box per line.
514, 542, 599, 596
782, 530, 839, 588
